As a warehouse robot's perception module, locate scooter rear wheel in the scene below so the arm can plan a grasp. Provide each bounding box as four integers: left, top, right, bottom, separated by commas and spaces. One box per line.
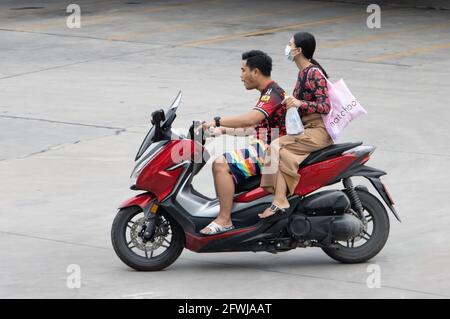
111, 206, 184, 271
321, 190, 390, 264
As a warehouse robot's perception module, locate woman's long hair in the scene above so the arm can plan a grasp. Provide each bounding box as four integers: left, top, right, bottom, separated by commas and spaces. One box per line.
293, 32, 328, 78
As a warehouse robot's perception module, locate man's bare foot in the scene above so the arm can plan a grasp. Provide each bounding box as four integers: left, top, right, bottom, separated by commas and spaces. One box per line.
258, 201, 290, 219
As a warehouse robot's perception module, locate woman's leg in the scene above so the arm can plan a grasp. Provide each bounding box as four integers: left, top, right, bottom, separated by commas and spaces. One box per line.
258, 170, 290, 218
259, 138, 281, 194
259, 127, 333, 218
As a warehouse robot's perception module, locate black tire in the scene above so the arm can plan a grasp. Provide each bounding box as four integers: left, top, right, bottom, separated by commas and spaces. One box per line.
111, 206, 184, 271
322, 190, 390, 264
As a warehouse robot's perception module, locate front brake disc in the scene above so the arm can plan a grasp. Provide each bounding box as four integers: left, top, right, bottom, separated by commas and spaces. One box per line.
130, 217, 165, 251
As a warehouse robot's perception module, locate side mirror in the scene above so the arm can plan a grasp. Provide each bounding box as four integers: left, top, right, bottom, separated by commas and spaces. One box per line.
151, 109, 165, 125
151, 109, 165, 142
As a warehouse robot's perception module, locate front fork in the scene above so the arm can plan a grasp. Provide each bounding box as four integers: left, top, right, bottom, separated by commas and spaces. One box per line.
343, 177, 367, 225
142, 202, 158, 241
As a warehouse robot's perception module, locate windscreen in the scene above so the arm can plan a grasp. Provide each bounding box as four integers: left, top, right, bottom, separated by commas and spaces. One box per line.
134, 91, 182, 161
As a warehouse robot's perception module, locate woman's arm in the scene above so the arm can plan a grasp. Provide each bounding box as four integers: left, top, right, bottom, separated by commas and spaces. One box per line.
284, 69, 331, 114
297, 69, 331, 114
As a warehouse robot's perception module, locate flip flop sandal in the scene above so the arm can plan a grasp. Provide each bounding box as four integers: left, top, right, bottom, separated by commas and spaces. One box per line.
200, 221, 235, 235
259, 204, 288, 219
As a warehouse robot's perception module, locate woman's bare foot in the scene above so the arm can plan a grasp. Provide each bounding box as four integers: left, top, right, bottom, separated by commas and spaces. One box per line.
258, 201, 290, 219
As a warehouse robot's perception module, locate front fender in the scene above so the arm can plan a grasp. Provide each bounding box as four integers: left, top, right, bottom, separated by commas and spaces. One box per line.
118, 192, 155, 210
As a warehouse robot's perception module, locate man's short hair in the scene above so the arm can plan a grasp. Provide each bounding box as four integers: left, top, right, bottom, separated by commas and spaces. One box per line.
242, 50, 272, 76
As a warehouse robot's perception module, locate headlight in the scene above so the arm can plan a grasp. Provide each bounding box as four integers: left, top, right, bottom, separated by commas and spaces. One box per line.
129, 158, 149, 188
129, 141, 167, 189
129, 169, 140, 188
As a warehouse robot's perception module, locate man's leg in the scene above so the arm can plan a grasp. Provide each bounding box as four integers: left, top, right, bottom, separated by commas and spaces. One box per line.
200, 156, 234, 233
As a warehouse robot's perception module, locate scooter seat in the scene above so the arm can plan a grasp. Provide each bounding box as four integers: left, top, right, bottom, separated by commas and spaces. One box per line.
299, 141, 362, 168
235, 175, 261, 193
234, 142, 363, 193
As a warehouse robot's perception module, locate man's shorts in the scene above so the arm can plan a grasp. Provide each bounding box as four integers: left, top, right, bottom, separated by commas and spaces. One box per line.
223, 139, 268, 185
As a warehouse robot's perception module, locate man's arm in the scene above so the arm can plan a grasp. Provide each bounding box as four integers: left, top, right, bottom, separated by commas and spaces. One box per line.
222, 126, 256, 136
220, 109, 266, 128
204, 109, 265, 130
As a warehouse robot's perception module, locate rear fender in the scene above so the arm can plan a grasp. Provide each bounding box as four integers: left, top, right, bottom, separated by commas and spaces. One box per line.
366, 177, 401, 222
343, 165, 401, 222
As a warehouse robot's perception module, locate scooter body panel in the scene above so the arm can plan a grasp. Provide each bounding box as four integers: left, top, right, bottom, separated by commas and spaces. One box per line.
135, 139, 202, 202
118, 192, 155, 210
294, 154, 359, 196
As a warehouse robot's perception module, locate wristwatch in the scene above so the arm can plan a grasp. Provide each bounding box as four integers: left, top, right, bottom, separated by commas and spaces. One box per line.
214, 116, 221, 127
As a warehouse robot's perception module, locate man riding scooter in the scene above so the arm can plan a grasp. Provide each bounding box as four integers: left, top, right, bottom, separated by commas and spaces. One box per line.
112, 51, 397, 271
200, 50, 286, 235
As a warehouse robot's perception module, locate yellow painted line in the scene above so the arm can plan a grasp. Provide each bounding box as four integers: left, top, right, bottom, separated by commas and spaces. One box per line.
15, 0, 218, 32
320, 21, 450, 49
0, 0, 114, 18
182, 11, 368, 48
10, 0, 126, 30
17, 15, 110, 31
363, 42, 450, 62
106, 23, 203, 41
106, 3, 322, 42
222, 3, 322, 22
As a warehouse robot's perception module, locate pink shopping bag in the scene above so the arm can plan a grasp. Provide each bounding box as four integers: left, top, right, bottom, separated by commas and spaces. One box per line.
322, 77, 367, 141
311, 68, 367, 141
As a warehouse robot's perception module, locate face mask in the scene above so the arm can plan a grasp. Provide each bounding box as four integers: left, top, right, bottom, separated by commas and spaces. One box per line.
285, 45, 295, 62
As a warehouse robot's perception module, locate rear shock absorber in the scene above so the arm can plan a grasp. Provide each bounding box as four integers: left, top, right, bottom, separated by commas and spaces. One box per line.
343, 177, 366, 223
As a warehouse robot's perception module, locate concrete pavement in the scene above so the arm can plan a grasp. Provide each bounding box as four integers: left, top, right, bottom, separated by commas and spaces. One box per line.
0, 0, 449, 298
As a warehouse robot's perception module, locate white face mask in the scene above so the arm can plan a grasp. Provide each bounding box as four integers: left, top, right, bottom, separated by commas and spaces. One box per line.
284, 45, 295, 62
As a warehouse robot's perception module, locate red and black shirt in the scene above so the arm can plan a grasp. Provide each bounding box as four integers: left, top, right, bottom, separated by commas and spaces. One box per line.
252, 81, 286, 144
293, 64, 331, 117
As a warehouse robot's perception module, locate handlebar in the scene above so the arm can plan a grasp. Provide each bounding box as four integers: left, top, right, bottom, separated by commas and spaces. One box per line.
188, 120, 207, 146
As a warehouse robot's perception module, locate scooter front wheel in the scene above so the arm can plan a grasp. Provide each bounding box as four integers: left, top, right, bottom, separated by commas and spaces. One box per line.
111, 206, 184, 271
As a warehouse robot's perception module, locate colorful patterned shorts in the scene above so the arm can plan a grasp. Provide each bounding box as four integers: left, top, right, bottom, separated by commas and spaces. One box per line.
223, 139, 268, 185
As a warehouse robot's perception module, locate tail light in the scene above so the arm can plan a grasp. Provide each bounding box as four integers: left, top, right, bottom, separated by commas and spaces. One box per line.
360, 154, 370, 164
343, 145, 376, 165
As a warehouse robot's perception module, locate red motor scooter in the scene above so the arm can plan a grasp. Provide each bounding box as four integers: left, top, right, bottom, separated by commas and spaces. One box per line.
111, 92, 400, 271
